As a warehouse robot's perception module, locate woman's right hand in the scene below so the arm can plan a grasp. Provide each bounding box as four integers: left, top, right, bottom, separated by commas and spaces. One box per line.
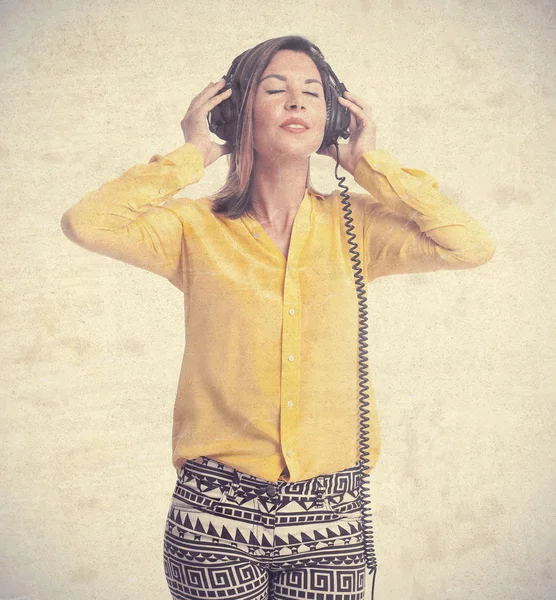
181, 78, 233, 168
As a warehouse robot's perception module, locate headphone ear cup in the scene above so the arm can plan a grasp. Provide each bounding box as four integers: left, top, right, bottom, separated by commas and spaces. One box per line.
318, 80, 350, 153
329, 81, 351, 145
207, 50, 250, 146
207, 75, 239, 145
319, 84, 334, 153
334, 82, 351, 139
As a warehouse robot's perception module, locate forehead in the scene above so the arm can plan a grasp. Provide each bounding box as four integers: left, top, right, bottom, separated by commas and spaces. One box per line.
261, 49, 322, 81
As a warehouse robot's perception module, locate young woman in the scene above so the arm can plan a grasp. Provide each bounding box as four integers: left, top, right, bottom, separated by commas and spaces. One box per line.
61, 35, 495, 600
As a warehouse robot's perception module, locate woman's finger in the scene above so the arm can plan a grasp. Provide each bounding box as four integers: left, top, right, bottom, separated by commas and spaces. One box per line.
343, 93, 373, 122
206, 86, 232, 109
203, 81, 230, 107
191, 79, 227, 107
343, 91, 371, 114
339, 97, 368, 123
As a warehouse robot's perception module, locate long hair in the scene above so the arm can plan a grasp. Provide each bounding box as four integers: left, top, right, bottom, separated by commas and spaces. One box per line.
208, 35, 330, 220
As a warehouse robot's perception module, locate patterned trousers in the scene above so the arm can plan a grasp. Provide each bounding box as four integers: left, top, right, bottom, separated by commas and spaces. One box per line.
163, 456, 368, 599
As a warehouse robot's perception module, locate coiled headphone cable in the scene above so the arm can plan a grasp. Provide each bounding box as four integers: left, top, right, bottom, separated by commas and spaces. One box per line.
333, 140, 378, 599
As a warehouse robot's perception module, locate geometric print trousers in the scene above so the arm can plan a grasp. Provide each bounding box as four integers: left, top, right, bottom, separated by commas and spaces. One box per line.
163, 456, 369, 599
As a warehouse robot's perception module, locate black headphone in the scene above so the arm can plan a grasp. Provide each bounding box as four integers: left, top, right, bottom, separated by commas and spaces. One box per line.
207, 43, 351, 155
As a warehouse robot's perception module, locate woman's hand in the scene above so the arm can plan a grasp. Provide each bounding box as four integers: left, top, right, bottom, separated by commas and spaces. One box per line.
317, 90, 377, 177
180, 78, 233, 168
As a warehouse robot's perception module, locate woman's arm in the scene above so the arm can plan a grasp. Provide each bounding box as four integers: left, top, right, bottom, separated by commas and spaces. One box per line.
353, 149, 497, 282
321, 90, 495, 282
61, 79, 233, 290
60, 142, 205, 290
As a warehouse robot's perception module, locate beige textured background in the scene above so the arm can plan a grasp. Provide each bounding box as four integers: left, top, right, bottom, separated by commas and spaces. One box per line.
2, 0, 555, 598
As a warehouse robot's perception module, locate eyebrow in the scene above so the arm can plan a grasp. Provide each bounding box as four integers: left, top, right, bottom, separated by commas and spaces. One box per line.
260, 74, 323, 88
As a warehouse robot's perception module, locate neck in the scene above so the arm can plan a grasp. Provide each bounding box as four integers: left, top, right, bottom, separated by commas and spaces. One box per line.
250, 153, 310, 235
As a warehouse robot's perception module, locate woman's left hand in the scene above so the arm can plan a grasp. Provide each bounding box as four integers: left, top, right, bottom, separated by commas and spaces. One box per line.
317, 91, 377, 177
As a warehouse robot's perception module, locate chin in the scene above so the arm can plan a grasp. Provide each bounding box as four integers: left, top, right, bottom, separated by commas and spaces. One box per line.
273, 136, 323, 155
255, 128, 323, 155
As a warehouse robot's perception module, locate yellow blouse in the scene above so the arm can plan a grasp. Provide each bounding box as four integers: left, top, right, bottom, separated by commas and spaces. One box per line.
61, 142, 495, 482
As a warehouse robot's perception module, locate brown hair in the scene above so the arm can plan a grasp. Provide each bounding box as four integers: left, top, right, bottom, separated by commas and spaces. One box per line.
208, 35, 330, 220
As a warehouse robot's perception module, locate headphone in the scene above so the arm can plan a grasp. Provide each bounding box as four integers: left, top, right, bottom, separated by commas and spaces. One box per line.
206, 43, 351, 154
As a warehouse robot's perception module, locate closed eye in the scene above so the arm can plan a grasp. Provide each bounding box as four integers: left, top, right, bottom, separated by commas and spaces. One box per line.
267, 90, 319, 97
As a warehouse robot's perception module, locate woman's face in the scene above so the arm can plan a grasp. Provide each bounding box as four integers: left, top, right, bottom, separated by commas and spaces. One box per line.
252, 49, 327, 160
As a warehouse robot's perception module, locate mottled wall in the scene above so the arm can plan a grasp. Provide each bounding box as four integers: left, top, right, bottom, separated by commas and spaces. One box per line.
1, 0, 555, 598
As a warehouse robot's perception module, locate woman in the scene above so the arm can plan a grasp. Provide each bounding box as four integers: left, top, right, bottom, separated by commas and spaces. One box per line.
61, 35, 495, 600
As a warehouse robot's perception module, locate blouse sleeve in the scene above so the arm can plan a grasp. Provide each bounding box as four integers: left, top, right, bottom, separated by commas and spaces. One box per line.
353, 149, 496, 282
60, 142, 205, 291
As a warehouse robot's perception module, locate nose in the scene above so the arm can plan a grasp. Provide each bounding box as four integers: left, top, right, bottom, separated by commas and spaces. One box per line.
286, 90, 306, 110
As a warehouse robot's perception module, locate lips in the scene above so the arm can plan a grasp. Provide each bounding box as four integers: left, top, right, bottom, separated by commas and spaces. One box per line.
280, 117, 310, 129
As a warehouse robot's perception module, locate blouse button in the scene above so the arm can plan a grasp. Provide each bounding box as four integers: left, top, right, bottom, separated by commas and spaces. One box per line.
288, 355, 294, 362
288, 401, 293, 407
286, 450, 293, 457
289, 309, 295, 315
403, 194, 409, 200
158, 188, 165, 194
253, 232, 260, 238
372, 163, 378, 168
